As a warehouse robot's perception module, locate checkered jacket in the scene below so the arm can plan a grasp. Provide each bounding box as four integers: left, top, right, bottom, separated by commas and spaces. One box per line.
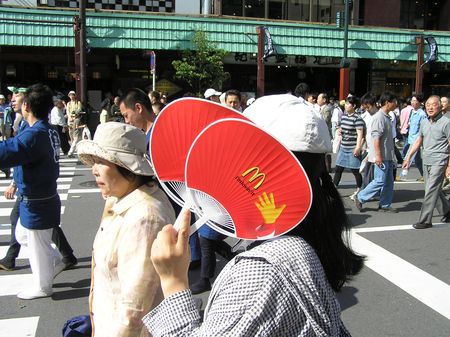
143, 236, 351, 336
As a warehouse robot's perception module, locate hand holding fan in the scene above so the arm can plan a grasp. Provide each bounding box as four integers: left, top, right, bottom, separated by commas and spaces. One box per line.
185, 118, 312, 240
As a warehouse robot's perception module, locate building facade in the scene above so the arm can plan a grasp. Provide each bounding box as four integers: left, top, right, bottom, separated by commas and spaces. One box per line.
0, 0, 449, 106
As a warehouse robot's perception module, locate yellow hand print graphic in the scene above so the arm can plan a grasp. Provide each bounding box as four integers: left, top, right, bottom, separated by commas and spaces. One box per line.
255, 192, 286, 224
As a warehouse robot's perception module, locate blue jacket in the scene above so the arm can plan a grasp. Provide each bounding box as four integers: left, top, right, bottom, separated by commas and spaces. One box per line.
0, 119, 61, 229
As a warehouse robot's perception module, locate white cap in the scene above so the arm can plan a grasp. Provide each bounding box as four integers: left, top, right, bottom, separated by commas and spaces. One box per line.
0, 95, 5, 100
204, 88, 222, 99
243, 94, 332, 153
68, 90, 76, 96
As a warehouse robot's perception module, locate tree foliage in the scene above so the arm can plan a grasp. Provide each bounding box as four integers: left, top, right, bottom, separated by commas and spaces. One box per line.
172, 31, 229, 96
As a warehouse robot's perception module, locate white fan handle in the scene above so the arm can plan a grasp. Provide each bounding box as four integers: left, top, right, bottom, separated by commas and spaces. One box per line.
172, 207, 209, 236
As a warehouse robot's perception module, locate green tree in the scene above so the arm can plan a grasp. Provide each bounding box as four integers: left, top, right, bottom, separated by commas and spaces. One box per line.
172, 30, 229, 96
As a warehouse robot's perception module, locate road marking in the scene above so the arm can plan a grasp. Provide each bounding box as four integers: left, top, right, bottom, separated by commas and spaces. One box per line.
60, 167, 91, 171
354, 223, 450, 233
0, 274, 34, 296
60, 158, 79, 163
351, 232, 450, 319
0, 316, 39, 337
68, 188, 100, 194
338, 180, 423, 187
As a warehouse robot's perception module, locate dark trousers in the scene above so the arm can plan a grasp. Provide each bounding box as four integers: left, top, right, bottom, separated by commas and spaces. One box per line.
199, 236, 217, 279
3, 198, 74, 261
198, 236, 234, 279
333, 166, 362, 188
53, 124, 70, 155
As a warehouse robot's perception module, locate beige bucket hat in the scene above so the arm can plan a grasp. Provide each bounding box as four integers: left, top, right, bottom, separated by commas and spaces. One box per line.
76, 122, 154, 176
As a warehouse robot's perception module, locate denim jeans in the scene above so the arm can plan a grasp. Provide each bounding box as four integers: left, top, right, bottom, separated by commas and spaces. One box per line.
358, 160, 394, 209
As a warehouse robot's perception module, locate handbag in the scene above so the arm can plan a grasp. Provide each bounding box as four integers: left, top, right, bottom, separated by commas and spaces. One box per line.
332, 134, 341, 154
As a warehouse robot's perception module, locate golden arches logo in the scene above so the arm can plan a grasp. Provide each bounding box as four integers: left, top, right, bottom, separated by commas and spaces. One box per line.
241, 167, 265, 190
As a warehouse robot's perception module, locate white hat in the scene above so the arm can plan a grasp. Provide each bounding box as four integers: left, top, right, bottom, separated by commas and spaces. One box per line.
0, 95, 5, 100
68, 90, 76, 96
243, 94, 332, 153
204, 88, 222, 99
77, 122, 154, 176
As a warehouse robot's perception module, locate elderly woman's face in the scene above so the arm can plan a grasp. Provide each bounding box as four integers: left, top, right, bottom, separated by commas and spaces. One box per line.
91, 157, 131, 198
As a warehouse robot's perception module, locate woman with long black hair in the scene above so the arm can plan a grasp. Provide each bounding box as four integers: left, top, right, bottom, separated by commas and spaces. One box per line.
143, 95, 364, 336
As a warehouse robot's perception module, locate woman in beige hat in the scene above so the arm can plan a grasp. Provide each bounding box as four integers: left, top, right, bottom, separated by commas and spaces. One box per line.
77, 122, 175, 337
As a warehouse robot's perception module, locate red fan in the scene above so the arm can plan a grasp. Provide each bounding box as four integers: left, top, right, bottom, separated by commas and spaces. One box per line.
185, 118, 312, 240
150, 98, 249, 207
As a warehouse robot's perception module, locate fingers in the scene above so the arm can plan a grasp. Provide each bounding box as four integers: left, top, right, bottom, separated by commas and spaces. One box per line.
176, 209, 191, 250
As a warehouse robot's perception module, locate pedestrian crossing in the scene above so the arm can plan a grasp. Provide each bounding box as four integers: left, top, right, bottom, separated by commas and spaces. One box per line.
0, 157, 92, 337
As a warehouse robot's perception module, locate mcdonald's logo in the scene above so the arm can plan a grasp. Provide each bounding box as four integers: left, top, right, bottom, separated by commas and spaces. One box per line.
241, 167, 265, 190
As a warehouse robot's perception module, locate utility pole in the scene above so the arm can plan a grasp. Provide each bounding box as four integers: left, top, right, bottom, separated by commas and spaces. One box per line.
79, 0, 87, 109
73, 15, 81, 99
339, 0, 350, 100
256, 26, 265, 98
415, 36, 424, 94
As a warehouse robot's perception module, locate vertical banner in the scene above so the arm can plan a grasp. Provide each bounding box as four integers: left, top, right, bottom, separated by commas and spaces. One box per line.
150, 51, 156, 91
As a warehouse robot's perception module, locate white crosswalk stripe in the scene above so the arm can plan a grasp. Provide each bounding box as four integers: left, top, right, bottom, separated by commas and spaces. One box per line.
0, 317, 39, 337
0, 157, 97, 336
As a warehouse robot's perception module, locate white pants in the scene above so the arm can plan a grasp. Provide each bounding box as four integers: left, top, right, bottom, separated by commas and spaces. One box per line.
15, 221, 62, 292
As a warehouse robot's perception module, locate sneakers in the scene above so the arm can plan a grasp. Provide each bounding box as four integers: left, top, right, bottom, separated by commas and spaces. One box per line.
0, 258, 15, 271
62, 255, 78, 270
440, 212, 450, 223
349, 188, 360, 201
378, 207, 398, 213
412, 222, 432, 229
416, 176, 424, 182
190, 278, 211, 295
17, 288, 53, 300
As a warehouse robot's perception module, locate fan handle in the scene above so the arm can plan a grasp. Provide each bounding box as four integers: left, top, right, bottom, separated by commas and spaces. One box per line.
173, 207, 209, 236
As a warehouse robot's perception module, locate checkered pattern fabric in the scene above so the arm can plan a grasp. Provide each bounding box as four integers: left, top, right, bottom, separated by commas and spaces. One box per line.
142, 236, 351, 337
39, 0, 174, 12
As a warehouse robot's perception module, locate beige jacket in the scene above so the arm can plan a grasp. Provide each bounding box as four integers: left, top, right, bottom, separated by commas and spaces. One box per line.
89, 182, 176, 337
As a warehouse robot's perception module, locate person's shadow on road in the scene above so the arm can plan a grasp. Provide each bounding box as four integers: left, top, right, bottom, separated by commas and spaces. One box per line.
336, 286, 359, 311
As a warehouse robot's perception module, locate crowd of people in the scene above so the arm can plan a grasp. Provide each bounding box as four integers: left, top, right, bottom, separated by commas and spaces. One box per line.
0, 81, 448, 336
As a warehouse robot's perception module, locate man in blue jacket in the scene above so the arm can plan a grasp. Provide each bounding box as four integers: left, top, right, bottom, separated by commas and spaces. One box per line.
0, 84, 64, 299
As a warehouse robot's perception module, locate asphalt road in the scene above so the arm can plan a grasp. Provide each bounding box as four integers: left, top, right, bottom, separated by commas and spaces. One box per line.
1, 158, 449, 337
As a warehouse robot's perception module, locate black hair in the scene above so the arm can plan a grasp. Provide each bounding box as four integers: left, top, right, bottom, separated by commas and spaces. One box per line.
23, 83, 54, 120
294, 82, 310, 99
345, 95, 360, 107
361, 92, 377, 106
287, 152, 364, 291
225, 89, 241, 102
120, 88, 152, 113
116, 165, 154, 186
149, 90, 161, 101
411, 93, 424, 103
378, 91, 397, 107
318, 93, 328, 102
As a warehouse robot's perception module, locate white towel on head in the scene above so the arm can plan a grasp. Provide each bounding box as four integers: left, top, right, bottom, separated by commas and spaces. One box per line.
243, 94, 332, 153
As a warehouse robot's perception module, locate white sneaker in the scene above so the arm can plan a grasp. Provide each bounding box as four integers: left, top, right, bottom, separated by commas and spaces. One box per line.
349, 188, 360, 201
17, 289, 53, 300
